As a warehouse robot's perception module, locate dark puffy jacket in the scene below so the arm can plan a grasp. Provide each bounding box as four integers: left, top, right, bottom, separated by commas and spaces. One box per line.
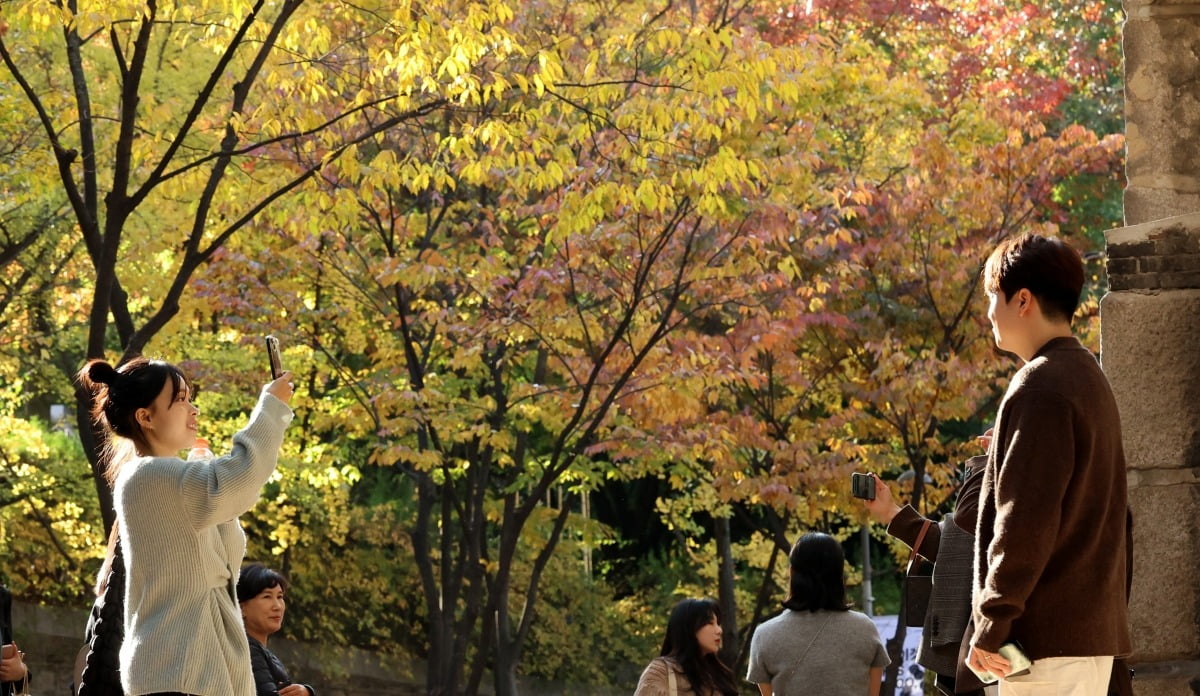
76, 541, 125, 696
248, 636, 315, 696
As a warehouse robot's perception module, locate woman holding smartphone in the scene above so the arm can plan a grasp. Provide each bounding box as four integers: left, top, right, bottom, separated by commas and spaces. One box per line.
78, 356, 293, 696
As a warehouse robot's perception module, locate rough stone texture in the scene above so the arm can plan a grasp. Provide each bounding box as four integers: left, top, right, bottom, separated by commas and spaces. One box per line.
10, 599, 422, 696
1123, 187, 1200, 227
1107, 215, 1200, 290
1101, 289, 1200, 664
1123, 479, 1200, 660
1081, 0, 1200, 688
9, 601, 85, 695
1126, 670, 1200, 696
1102, 219, 1200, 693
1100, 290, 1200, 467
1122, 9, 1200, 225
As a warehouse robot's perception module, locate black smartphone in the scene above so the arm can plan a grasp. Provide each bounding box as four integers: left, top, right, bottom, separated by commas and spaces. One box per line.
265, 335, 283, 380
850, 472, 876, 500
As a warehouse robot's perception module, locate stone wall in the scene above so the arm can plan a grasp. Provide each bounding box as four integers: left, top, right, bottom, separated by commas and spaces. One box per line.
1107, 223, 1200, 291
1118, 0, 1200, 688
1102, 213, 1200, 695
1122, 0, 1200, 225
11, 600, 421, 696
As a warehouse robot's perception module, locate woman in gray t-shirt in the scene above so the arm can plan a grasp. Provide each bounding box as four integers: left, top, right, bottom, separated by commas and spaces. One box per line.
747, 533, 889, 696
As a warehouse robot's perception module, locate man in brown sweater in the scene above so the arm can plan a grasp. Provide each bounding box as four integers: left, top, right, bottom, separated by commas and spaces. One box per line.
967, 234, 1132, 694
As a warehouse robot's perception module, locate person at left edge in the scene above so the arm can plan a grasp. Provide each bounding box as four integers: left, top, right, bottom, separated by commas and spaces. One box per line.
0, 585, 31, 696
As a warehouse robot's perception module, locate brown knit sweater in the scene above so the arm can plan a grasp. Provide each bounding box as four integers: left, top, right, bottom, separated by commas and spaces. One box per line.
971, 337, 1132, 659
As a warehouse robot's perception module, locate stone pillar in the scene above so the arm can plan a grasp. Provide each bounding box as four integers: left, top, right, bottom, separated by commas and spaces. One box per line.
1102, 215, 1200, 694
1122, 0, 1200, 225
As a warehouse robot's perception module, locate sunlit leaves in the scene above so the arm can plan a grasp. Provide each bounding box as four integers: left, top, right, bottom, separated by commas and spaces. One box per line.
0, 416, 100, 603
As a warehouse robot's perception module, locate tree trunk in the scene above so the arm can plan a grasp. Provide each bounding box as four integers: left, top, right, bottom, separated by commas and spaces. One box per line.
911, 456, 926, 513
75, 399, 115, 534
715, 514, 740, 668
493, 638, 520, 696
883, 594, 913, 695
738, 541, 781, 669
491, 515, 520, 696
413, 473, 463, 696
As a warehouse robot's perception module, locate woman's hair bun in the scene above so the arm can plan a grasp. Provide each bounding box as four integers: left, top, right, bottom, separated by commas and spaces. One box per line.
84, 360, 121, 388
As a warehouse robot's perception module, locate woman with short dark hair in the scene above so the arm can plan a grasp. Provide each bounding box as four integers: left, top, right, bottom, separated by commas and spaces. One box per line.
747, 533, 889, 695
634, 598, 739, 696
237, 564, 315, 696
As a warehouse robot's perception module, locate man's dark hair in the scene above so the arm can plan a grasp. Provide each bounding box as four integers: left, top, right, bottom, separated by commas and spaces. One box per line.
236, 563, 289, 603
783, 532, 850, 612
983, 233, 1085, 323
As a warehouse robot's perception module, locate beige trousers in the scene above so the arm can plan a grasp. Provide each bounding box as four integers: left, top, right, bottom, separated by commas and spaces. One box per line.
999, 656, 1114, 695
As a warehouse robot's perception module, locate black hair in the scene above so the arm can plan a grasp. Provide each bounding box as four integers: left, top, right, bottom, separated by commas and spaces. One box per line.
783, 532, 851, 613
659, 598, 739, 696
76, 357, 190, 479
983, 233, 1084, 323
78, 357, 191, 594
237, 563, 290, 603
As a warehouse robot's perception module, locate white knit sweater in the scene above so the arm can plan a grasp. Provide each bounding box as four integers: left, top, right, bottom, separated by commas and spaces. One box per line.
114, 390, 293, 696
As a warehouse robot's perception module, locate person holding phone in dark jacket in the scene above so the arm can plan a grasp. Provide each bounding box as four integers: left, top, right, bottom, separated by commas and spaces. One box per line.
237, 564, 315, 696
968, 234, 1132, 694
863, 441, 990, 696
0, 585, 30, 696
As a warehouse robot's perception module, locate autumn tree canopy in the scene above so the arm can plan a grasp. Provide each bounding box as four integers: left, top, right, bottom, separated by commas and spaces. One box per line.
0, 0, 1121, 692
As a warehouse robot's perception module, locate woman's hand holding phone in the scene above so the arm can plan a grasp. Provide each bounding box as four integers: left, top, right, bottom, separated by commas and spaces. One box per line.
266, 371, 294, 405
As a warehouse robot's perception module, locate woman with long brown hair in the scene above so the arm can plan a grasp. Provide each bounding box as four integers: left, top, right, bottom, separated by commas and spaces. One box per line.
635, 598, 739, 696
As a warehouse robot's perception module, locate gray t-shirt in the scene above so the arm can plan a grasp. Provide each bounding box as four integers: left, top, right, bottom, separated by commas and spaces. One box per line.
746, 609, 890, 696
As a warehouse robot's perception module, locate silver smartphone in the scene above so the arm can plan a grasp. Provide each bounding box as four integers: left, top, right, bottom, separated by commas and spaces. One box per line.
265, 335, 283, 380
